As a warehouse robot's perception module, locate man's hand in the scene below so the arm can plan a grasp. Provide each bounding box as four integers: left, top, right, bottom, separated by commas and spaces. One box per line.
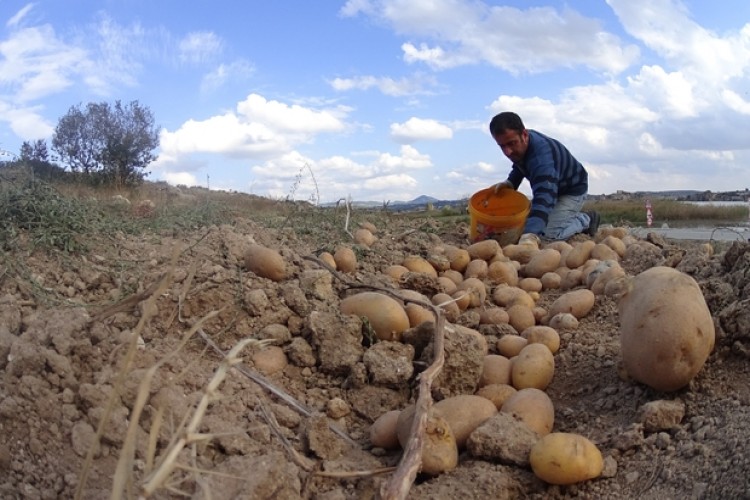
493, 180, 513, 193
518, 233, 541, 246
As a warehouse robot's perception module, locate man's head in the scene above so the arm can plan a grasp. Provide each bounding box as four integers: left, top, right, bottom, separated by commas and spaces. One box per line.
489, 111, 529, 163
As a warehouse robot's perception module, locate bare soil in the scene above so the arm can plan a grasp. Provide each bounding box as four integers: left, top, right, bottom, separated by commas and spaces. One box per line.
1, 195, 749, 500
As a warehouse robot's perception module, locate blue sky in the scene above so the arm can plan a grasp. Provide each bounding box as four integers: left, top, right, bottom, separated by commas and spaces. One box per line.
2, 1, 750, 203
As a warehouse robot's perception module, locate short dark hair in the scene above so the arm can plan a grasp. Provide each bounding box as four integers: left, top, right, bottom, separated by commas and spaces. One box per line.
489, 112, 525, 136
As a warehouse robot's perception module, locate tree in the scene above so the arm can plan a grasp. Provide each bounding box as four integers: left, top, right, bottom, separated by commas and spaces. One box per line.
20, 139, 50, 162
52, 100, 159, 186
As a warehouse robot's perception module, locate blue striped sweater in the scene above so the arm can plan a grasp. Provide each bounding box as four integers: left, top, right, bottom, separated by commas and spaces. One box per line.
506, 130, 588, 235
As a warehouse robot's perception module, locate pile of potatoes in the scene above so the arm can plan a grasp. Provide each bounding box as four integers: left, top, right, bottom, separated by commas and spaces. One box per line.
302, 223, 716, 485
344, 230, 638, 484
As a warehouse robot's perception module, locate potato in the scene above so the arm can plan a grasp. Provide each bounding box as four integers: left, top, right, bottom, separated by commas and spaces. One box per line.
501, 387, 554, 436
596, 226, 628, 241
420, 415, 459, 475
548, 312, 579, 330
467, 239, 501, 261
479, 307, 509, 325
432, 293, 461, 322
384, 264, 409, 282
451, 290, 472, 311
433, 395, 498, 448
251, 346, 287, 375
445, 246, 471, 272
601, 235, 626, 257
511, 343, 555, 390
502, 243, 538, 264
507, 304, 536, 333
532, 306, 547, 324
354, 228, 377, 247
522, 326, 560, 354
244, 244, 287, 281
479, 354, 512, 387
497, 334, 528, 358
369, 410, 401, 449
565, 240, 595, 269
359, 221, 378, 234
492, 285, 534, 309
464, 259, 489, 280
487, 260, 519, 286
590, 243, 620, 262
405, 303, 435, 327
524, 248, 562, 279
334, 246, 357, 273
340, 292, 410, 341
619, 266, 715, 391
440, 269, 464, 287
540, 272, 561, 290
475, 383, 517, 410
560, 268, 583, 290
590, 263, 626, 295
518, 277, 543, 293
458, 277, 487, 308
396, 405, 458, 475
548, 289, 595, 319
437, 276, 458, 295
427, 253, 451, 273
319, 251, 337, 270
530, 433, 604, 485
543, 240, 573, 253
402, 255, 438, 277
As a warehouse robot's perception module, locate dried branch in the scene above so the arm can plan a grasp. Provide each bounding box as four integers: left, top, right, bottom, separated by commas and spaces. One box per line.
257, 397, 316, 472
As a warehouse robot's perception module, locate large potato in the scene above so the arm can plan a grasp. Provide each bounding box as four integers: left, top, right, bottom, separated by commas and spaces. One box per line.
523, 248, 562, 279
458, 277, 488, 307
488, 260, 519, 286
479, 354, 512, 387
334, 246, 357, 273
475, 383, 517, 410
433, 395, 498, 448
548, 289, 595, 319
530, 433, 603, 485
619, 266, 715, 391
500, 387, 554, 436
511, 343, 555, 390
522, 326, 560, 354
565, 240, 595, 269
244, 244, 287, 281
402, 255, 438, 277
340, 292, 410, 341
468, 239, 501, 261
507, 304, 536, 334
396, 406, 458, 475
497, 334, 528, 358
369, 410, 401, 449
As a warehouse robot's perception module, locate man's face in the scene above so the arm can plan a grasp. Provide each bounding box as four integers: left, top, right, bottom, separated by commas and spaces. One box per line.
494, 129, 529, 163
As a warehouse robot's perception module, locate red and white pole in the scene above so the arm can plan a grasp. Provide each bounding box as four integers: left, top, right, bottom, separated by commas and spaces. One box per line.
646, 200, 653, 227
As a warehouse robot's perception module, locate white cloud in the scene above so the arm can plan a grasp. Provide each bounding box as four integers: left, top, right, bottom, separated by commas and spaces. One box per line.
7, 4, 34, 28
329, 74, 438, 96
347, 0, 639, 74
375, 144, 432, 171
722, 90, 750, 115
200, 59, 255, 93
179, 31, 223, 64
236, 94, 347, 135
390, 117, 452, 143
364, 173, 417, 190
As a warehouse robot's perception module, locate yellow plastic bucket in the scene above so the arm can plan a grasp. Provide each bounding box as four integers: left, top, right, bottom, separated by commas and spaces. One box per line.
468, 187, 530, 245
